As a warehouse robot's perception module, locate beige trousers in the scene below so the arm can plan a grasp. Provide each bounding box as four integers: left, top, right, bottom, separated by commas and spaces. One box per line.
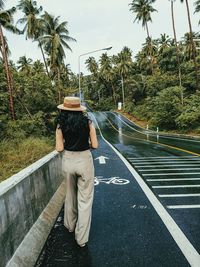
62, 150, 94, 246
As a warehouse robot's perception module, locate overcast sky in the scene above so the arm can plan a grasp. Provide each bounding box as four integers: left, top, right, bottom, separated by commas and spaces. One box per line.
4, 0, 200, 74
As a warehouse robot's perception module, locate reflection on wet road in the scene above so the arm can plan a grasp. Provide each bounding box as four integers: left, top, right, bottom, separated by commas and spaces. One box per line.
92, 111, 200, 255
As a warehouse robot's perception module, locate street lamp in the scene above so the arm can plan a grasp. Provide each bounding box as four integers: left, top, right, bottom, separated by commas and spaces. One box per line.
78, 46, 112, 101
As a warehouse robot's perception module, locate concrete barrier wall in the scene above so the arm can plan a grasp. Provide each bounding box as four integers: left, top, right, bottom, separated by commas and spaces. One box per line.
0, 151, 65, 267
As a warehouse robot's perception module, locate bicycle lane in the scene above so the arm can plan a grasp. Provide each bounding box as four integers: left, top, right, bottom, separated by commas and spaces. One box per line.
89, 135, 190, 267
35, 122, 198, 267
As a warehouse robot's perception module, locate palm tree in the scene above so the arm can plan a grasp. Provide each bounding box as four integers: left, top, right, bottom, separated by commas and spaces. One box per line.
32, 59, 44, 73
99, 53, 116, 102
194, 0, 200, 16
169, 0, 183, 104
157, 34, 171, 54
0, 0, 4, 9
129, 0, 157, 74
180, 0, 198, 90
0, 5, 19, 120
85, 56, 99, 77
17, 55, 32, 73
40, 12, 76, 71
17, 0, 49, 76
39, 12, 76, 102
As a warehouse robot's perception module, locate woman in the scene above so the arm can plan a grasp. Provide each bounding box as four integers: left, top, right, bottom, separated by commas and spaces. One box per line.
55, 96, 98, 247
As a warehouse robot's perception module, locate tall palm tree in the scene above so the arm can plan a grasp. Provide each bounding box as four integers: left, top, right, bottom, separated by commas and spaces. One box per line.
99, 53, 116, 102
17, 0, 50, 76
40, 12, 76, 71
180, 0, 198, 90
39, 12, 76, 102
113, 47, 133, 107
194, 0, 200, 16
170, 0, 183, 104
0, 0, 4, 9
0, 5, 19, 120
129, 0, 157, 74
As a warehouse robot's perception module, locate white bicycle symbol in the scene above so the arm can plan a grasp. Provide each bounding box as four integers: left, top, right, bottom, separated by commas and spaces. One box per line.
94, 176, 130, 186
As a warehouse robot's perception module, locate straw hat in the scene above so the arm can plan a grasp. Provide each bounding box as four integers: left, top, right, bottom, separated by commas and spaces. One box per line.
57, 96, 86, 111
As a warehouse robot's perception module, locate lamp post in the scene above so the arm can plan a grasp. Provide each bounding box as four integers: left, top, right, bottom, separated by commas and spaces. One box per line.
78, 46, 112, 101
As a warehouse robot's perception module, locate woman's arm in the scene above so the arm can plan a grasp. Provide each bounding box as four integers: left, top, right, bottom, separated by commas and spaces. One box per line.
55, 126, 64, 152
89, 123, 98, 149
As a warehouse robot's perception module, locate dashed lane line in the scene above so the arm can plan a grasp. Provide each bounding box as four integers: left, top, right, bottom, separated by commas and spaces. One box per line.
136, 164, 200, 168
127, 156, 199, 159
140, 168, 200, 172
152, 185, 200, 188
167, 205, 200, 209
91, 112, 200, 267
128, 159, 200, 162
159, 194, 200, 198
143, 172, 200, 176
147, 178, 200, 182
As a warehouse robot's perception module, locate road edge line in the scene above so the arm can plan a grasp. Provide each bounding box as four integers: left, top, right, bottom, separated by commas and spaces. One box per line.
91, 112, 200, 267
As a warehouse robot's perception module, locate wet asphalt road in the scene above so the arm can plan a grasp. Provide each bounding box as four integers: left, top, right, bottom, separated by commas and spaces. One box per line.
35, 111, 200, 267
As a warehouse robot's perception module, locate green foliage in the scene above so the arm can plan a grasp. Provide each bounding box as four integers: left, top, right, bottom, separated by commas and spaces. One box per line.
176, 93, 200, 130
151, 86, 183, 130
0, 137, 54, 181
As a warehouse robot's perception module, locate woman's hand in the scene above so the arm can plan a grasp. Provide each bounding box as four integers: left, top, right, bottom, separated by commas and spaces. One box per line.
89, 123, 98, 149
55, 126, 64, 152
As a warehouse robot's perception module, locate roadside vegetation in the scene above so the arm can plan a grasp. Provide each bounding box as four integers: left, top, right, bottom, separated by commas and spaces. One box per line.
0, 0, 200, 180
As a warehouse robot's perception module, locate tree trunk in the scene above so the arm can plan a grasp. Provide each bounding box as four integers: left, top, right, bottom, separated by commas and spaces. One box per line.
145, 22, 154, 75
0, 25, 15, 120
185, 0, 198, 90
171, 0, 183, 104
38, 39, 50, 78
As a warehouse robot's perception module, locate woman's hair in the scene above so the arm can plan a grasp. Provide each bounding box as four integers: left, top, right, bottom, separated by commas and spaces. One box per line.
55, 110, 90, 133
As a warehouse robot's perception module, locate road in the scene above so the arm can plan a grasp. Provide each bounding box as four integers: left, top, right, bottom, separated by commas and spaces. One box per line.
35, 111, 200, 267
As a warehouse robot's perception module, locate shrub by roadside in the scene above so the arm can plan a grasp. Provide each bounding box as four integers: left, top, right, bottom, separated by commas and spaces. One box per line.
0, 137, 54, 182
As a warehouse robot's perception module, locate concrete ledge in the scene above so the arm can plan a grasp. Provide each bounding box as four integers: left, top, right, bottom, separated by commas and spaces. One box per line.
6, 181, 66, 267
0, 151, 63, 267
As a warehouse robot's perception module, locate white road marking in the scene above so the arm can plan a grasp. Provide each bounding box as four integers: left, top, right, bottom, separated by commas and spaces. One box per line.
95, 156, 109, 164
133, 161, 200, 165
167, 205, 200, 209
129, 159, 200, 162
147, 178, 200, 182
91, 112, 200, 267
136, 164, 200, 168
143, 172, 200, 176
159, 194, 200, 198
127, 156, 199, 159
152, 185, 200, 188
140, 168, 200, 172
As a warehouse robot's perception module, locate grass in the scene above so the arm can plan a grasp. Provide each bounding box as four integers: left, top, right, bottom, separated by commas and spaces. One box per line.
0, 137, 54, 182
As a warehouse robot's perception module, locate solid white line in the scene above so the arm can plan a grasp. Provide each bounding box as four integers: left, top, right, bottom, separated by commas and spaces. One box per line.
159, 194, 200, 198
143, 172, 200, 176
91, 112, 200, 267
152, 185, 200, 188
141, 168, 200, 172
136, 164, 200, 168
147, 178, 200, 182
167, 205, 200, 209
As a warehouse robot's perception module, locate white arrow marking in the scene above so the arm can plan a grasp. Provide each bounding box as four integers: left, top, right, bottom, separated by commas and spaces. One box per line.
95, 156, 109, 164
